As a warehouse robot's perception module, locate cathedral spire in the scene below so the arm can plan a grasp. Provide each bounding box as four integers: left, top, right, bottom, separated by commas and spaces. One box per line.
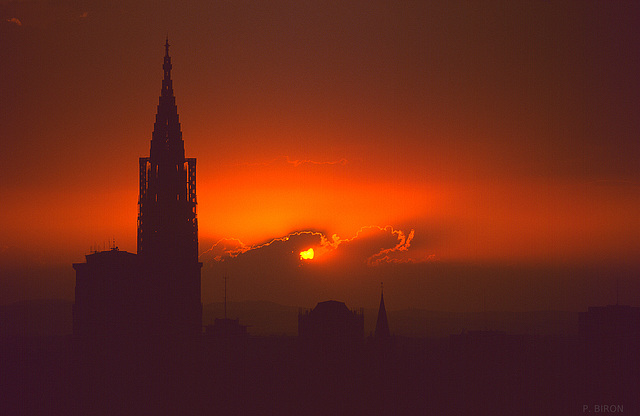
161, 37, 174, 98
375, 282, 390, 339
137, 39, 202, 336
150, 38, 182, 151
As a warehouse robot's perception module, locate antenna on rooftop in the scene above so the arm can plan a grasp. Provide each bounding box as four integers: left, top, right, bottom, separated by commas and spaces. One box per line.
483, 287, 487, 331
224, 274, 228, 319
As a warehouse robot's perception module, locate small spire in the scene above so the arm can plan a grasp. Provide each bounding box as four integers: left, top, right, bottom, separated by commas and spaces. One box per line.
375, 282, 390, 339
161, 37, 173, 95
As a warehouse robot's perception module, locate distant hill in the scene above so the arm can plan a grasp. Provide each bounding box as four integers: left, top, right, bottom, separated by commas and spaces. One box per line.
389, 309, 579, 338
204, 301, 300, 336
1, 299, 579, 338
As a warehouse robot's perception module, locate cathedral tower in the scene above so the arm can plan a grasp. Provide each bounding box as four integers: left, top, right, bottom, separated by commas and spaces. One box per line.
137, 39, 202, 336
73, 40, 203, 340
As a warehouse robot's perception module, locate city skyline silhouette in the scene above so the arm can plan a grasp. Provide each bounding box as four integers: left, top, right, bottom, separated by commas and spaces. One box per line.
2, 2, 640, 414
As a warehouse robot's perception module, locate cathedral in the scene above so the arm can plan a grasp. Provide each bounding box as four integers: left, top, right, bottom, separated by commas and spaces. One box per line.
73, 40, 202, 340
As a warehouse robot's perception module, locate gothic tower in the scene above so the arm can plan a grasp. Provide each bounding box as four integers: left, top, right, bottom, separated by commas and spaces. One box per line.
137, 39, 202, 337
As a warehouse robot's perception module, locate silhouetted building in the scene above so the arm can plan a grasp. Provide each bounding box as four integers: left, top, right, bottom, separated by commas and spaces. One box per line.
298, 301, 364, 341
73, 247, 143, 338
374, 285, 390, 339
73, 39, 202, 340
137, 38, 202, 337
579, 304, 640, 342
578, 304, 640, 375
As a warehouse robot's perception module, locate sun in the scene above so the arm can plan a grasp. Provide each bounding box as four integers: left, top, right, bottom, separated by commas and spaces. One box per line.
300, 248, 314, 260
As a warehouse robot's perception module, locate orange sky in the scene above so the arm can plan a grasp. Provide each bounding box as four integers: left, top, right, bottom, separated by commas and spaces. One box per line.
1, 1, 639, 308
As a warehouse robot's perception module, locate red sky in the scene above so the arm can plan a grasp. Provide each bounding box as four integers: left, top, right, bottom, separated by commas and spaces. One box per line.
1, 1, 639, 309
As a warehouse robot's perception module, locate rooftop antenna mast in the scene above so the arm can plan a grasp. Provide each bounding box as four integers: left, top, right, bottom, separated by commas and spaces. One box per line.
483, 287, 487, 331
224, 274, 228, 319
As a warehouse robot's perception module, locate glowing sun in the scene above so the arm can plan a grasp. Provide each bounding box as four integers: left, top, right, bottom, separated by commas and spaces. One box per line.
300, 248, 314, 260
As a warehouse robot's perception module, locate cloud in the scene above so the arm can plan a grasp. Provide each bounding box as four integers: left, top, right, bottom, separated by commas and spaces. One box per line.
200, 226, 434, 267
333, 226, 434, 266
7, 17, 22, 26
199, 238, 247, 261
234, 156, 347, 168
2, 1, 91, 29
366, 228, 415, 265
200, 231, 331, 263
198, 226, 436, 307
284, 156, 347, 167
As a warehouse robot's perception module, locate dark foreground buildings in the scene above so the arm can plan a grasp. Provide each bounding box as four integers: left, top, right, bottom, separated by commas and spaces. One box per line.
579, 303, 640, 342
73, 39, 202, 340
298, 300, 364, 342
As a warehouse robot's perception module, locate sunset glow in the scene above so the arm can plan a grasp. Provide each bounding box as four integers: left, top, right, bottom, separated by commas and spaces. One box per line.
1, 1, 638, 310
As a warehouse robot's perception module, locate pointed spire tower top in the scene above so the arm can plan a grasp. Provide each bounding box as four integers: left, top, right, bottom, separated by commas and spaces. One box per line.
375, 282, 390, 339
151, 37, 184, 160
162, 36, 173, 96
138, 39, 197, 262
136, 39, 202, 337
